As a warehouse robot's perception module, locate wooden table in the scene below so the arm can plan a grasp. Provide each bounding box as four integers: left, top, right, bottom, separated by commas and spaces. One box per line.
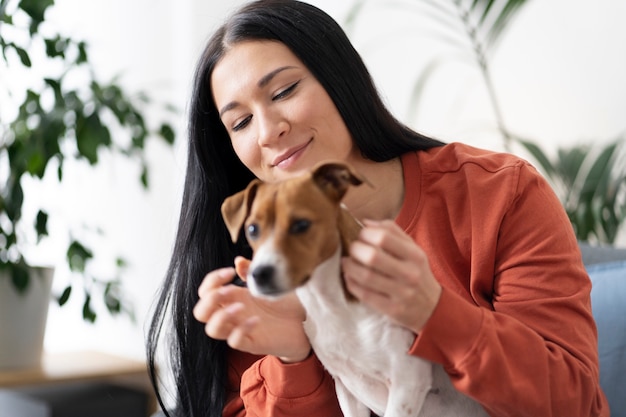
0, 350, 157, 415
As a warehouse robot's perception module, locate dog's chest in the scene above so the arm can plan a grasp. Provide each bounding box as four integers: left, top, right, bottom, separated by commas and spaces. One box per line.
302, 300, 412, 379
295, 250, 415, 383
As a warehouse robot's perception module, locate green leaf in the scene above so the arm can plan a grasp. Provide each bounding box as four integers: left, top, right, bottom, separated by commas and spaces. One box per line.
518, 140, 555, 178
343, 0, 368, 33
18, 0, 54, 33
44, 36, 68, 59
66, 240, 93, 273
1, 14, 14, 25
26, 150, 45, 176
75, 113, 111, 164
576, 144, 616, 210
105, 295, 121, 314
484, 0, 529, 48
140, 164, 148, 188
57, 285, 72, 306
132, 131, 146, 150
11, 264, 30, 294
5, 181, 24, 222
57, 160, 63, 181
104, 283, 122, 314
406, 57, 448, 124
82, 294, 97, 323
76, 41, 88, 64
557, 146, 587, 190
159, 123, 176, 144
35, 210, 48, 240
12, 44, 32, 67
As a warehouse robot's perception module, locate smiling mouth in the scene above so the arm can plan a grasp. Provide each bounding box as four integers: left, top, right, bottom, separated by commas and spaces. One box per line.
272, 139, 312, 168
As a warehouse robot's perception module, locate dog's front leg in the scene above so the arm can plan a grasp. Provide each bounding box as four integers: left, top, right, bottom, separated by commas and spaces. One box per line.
335, 378, 371, 417
384, 359, 432, 417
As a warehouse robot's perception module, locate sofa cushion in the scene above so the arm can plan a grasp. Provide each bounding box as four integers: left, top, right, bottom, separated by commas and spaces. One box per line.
588, 260, 626, 417
580, 242, 626, 266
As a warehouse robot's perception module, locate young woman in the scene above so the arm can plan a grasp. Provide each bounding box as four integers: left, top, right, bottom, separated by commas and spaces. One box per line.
147, 1, 609, 416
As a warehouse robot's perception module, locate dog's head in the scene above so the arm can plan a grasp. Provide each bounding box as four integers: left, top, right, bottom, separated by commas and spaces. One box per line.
221, 161, 364, 298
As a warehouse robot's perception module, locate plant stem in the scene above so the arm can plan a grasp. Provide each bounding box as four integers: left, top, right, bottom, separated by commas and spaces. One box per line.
454, 0, 512, 151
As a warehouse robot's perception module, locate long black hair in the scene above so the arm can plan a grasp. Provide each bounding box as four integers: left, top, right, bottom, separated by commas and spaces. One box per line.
146, 1, 444, 416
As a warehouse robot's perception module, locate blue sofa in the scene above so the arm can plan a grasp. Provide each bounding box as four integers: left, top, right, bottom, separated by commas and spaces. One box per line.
581, 243, 626, 417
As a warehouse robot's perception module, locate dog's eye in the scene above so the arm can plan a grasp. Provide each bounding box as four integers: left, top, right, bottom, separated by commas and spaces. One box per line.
289, 219, 311, 234
246, 223, 260, 240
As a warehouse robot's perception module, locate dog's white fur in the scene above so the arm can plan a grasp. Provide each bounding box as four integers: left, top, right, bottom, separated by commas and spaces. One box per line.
294, 246, 432, 417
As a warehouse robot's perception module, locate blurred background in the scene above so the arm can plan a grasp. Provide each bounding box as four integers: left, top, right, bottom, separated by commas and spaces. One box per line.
2, 0, 625, 362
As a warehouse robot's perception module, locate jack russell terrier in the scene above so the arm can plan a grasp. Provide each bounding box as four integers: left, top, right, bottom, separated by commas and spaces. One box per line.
221, 161, 488, 417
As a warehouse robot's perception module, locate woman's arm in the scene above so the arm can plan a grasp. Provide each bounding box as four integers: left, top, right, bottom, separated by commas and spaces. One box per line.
411, 164, 608, 416
342, 159, 608, 416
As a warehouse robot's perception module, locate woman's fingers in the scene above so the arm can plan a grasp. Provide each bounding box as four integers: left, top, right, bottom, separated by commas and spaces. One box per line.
342, 251, 393, 299
193, 263, 310, 358
226, 316, 261, 352
204, 301, 250, 341
343, 218, 442, 333
194, 269, 244, 323
198, 267, 236, 297
234, 256, 251, 281
359, 219, 423, 263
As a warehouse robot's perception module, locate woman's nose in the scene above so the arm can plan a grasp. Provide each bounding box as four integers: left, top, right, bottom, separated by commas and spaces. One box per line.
256, 108, 289, 147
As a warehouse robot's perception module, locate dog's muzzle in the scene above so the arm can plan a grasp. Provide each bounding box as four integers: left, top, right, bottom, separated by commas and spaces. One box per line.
250, 264, 283, 296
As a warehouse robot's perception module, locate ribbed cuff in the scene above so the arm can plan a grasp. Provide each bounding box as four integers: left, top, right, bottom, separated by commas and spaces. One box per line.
258, 353, 328, 399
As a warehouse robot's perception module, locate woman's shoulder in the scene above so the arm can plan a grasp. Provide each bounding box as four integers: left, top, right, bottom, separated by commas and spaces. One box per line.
414, 142, 530, 175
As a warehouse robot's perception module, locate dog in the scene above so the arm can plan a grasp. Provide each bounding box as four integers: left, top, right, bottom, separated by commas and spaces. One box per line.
221, 161, 488, 417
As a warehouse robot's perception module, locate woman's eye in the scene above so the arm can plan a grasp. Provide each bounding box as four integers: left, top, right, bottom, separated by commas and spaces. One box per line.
272, 81, 299, 101
232, 115, 252, 132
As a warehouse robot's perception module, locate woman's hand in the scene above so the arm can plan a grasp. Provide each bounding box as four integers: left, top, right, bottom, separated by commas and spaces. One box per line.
341, 219, 442, 334
193, 257, 311, 363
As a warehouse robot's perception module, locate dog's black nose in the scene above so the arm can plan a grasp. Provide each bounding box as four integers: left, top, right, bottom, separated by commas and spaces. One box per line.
252, 265, 275, 287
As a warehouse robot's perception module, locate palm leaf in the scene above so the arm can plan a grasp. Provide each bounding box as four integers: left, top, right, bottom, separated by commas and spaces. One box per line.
518, 140, 556, 178
557, 146, 588, 194
469, 0, 529, 48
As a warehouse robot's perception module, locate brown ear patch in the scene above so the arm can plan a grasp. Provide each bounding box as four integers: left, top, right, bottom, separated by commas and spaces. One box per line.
311, 161, 364, 202
221, 179, 261, 242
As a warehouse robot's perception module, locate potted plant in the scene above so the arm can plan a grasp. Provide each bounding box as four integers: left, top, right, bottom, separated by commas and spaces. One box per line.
0, 0, 175, 369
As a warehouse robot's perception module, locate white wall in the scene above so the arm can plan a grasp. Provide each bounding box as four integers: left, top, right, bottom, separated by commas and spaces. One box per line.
4, 0, 623, 358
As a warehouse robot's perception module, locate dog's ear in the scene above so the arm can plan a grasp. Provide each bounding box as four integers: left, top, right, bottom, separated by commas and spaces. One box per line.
221, 180, 261, 242
311, 161, 364, 202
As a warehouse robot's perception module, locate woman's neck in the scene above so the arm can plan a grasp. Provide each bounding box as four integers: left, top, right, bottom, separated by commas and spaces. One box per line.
342, 157, 405, 221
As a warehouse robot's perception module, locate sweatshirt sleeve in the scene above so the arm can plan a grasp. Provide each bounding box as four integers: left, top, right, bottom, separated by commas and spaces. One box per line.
227, 352, 342, 417
410, 163, 609, 417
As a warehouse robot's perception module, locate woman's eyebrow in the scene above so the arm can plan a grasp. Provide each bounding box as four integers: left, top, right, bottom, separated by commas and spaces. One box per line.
219, 66, 298, 117
258, 65, 297, 88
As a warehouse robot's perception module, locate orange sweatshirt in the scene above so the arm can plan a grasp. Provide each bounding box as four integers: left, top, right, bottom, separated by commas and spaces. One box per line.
224, 143, 609, 417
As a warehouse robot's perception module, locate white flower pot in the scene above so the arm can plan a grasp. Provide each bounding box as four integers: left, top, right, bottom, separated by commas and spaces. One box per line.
0, 267, 54, 370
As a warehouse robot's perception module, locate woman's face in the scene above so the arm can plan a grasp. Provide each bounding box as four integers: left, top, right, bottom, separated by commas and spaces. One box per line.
211, 40, 357, 182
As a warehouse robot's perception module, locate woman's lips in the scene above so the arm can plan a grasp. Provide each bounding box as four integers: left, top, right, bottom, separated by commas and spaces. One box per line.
272, 139, 312, 169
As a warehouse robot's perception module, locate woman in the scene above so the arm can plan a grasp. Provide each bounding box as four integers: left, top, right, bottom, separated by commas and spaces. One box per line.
147, 1, 609, 416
